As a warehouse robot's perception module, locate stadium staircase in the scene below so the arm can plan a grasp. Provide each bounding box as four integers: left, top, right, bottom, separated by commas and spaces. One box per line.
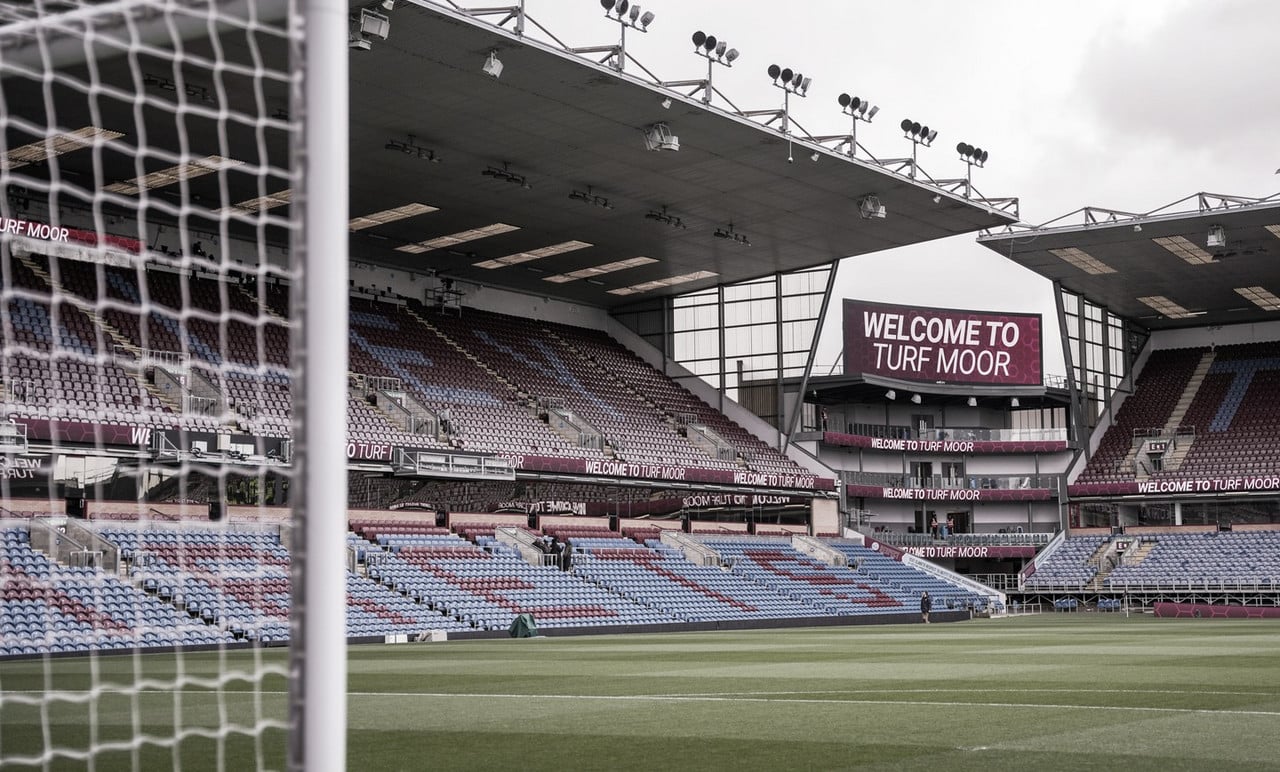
1129, 352, 1213, 478
406, 306, 522, 396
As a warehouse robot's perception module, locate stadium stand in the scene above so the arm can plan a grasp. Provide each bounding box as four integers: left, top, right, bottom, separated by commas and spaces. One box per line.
3, 253, 814, 481
1, 511, 1007, 656
1076, 342, 1280, 484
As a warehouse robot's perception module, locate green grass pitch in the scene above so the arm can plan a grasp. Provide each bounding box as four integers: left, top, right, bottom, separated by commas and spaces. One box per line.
3, 615, 1280, 770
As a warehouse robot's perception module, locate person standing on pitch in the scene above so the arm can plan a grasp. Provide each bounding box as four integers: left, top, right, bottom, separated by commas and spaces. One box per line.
920, 591, 932, 623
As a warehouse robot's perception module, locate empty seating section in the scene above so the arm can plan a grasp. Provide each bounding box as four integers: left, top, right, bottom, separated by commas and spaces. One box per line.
1105, 531, 1280, 587
102, 526, 294, 641
429, 308, 737, 470
369, 531, 672, 631
572, 541, 825, 623
5, 252, 812, 482
541, 318, 808, 477
2, 514, 1033, 657
1021, 534, 1109, 589
2, 526, 229, 656
348, 298, 578, 458
1077, 348, 1203, 483
1079, 342, 1280, 483
1172, 342, 1280, 478
824, 541, 993, 611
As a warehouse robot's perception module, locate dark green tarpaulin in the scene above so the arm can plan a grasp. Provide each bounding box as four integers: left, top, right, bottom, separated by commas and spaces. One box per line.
509, 613, 537, 638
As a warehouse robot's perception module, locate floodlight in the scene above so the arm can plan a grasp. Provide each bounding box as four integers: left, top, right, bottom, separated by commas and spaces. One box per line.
703, 35, 717, 52
600, 0, 613, 7
1207, 224, 1226, 248
1010, 397, 1020, 408
359, 8, 389, 39
692, 30, 706, 47
768, 63, 781, 80
910, 394, 922, 404
629, 4, 640, 22
715, 41, 727, 57
859, 195, 886, 220
724, 48, 738, 63
967, 397, 978, 407
379, 0, 394, 9
482, 50, 504, 78
614, 0, 628, 13
660, 97, 672, 109
885, 390, 897, 400
643, 122, 679, 151
780, 67, 793, 83
838, 93, 852, 108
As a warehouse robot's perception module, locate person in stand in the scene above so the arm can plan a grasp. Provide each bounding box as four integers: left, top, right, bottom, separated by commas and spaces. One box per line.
920, 591, 932, 624
929, 515, 939, 540
946, 514, 956, 537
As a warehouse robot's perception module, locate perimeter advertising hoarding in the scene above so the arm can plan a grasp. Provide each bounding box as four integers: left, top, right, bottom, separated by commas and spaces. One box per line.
843, 299, 1042, 386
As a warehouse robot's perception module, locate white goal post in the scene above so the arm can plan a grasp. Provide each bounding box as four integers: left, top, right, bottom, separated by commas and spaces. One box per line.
0, 0, 348, 769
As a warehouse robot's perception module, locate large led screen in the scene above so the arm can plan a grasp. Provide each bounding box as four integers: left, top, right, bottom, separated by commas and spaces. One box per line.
843, 299, 1042, 386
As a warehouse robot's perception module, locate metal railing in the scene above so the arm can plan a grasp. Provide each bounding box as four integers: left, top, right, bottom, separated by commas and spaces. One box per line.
842, 470, 1056, 490
874, 531, 1053, 548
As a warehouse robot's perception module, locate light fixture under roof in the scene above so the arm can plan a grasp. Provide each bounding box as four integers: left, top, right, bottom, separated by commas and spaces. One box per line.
222, 189, 293, 213
481, 162, 531, 189
884, 389, 896, 401
713, 222, 751, 246
966, 396, 978, 407
396, 223, 519, 254
1264, 224, 1280, 240
474, 240, 592, 269
1137, 295, 1201, 319
910, 394, 922, 404
6, 126, 124, 168
1048, 247, 1116, 275
1235, 286, 1280, 311
544, 256, 658, 283
568, 186, 613, 210
104, 155, 243, 195
1152, 235, 1213, 265
385, 134, 440, 162
644, 205, 686, 229
607, 270, 717, 296
348, 202, 438, 231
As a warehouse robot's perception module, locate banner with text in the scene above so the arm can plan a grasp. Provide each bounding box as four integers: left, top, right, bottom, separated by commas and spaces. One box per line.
843, 299, 1042, 386
1069, 475, 1280, 498
823, 432, 1067, 454
846, 483, 1053, 502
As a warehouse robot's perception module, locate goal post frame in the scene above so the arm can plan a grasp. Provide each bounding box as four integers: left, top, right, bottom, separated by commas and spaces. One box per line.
290, 0, 350, 770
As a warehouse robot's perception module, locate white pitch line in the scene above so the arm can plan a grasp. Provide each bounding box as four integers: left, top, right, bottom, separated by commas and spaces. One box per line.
7, 689, 1279, 718
665, 688, 1276, 698
341, 691, 1280, 717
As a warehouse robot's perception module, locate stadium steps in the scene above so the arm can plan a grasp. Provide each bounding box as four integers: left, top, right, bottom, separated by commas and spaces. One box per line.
13, 253, 185, 413
1165, 352, 1215, 435
541, 328, 714, 461
233, 283, 289, 325
1125, 540, 1157, 565
405, 306, 522, 396
13, 254, 140, 357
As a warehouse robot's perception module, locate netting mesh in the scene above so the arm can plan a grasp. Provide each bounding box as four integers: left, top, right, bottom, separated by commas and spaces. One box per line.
0, 0, 303, 767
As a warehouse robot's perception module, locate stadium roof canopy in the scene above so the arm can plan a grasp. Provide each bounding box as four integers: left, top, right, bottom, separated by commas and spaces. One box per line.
978, 193, 1280, 331
1, 0, 1017, 311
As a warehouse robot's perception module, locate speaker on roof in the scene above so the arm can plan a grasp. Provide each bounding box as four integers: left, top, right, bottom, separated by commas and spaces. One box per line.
208, 501, 224, 521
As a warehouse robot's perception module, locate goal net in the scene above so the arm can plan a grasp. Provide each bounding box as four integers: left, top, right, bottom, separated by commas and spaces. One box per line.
0, 1, 347, 769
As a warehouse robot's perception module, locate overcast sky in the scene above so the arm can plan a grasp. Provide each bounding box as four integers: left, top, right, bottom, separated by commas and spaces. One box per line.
510, 0, 1280, 380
